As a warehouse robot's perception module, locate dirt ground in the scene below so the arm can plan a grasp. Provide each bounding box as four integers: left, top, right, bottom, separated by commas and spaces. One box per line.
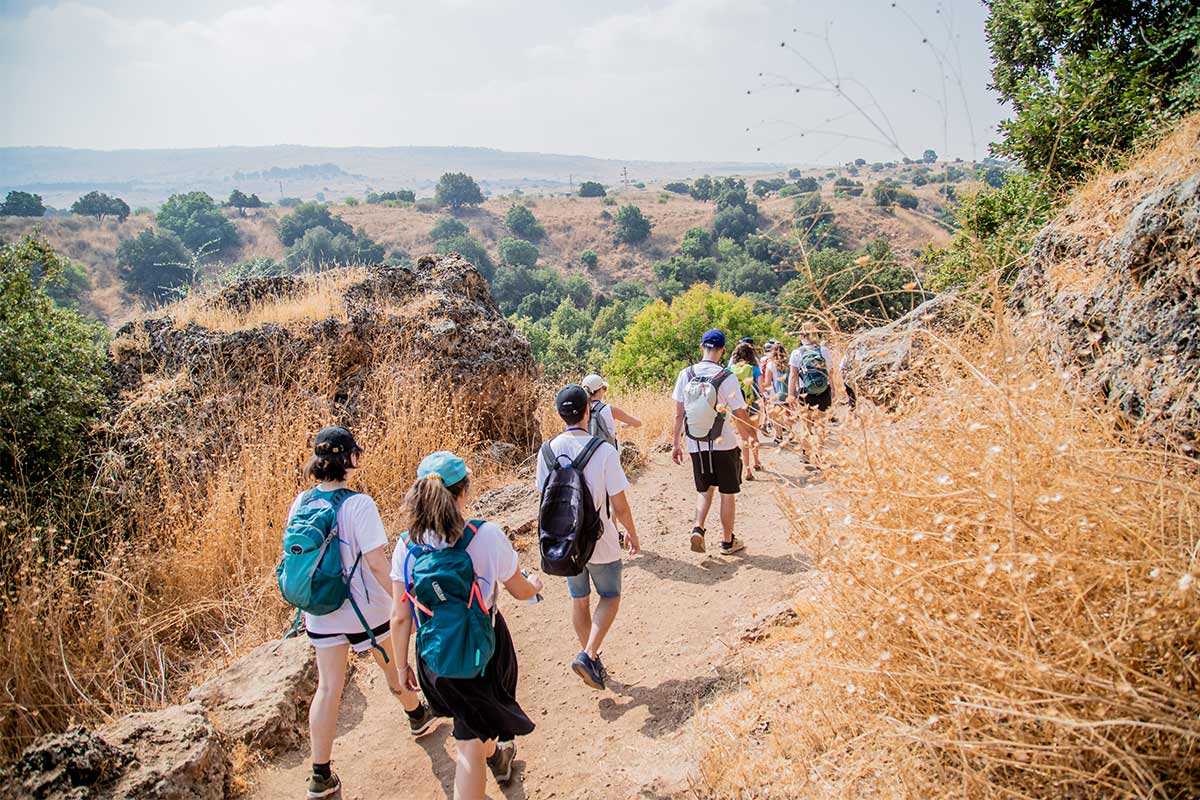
247, 432, 833, 800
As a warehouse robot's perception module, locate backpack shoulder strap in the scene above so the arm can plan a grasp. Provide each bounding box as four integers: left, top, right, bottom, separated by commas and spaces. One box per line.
540, 441, 559, 473
685, 366, 696, 381
328, 488, 358, 512
572, 436, 605, 472
455, 520, 481, 550
711, 369, 733, 388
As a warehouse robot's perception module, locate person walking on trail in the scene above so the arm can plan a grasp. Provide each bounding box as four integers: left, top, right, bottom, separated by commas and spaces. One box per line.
390, 451, 543, 800
729, 341, 764, 480
672, 329, 753, 555
536, 384, 640, 691
764, 343, 795, 444
788, 328, 836, 462
581, 373, 643, 451
286, 426, 433, 800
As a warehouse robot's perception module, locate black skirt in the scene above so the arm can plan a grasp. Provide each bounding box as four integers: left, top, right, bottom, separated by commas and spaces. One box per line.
416, 609, 535, 742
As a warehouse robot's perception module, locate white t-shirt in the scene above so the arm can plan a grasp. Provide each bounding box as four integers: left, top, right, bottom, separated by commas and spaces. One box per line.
672, 361, 747, 453
591, 401, 618, 446
287, 490, 392, 635
389, 521, 518, 611
789, 345, 834, 391
535, 431, 629, 565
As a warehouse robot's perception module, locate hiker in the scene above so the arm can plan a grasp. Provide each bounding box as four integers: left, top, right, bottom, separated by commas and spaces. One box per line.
672, 329, 753, 554
581, 373, 643, 451
788, 328, 835, 462
729, 341, 763, 480
764, 343, 794, 442
726, 335, 755, 369
390, 451, 543, 800
536, 384, 640, 691
282, 426, 432, 800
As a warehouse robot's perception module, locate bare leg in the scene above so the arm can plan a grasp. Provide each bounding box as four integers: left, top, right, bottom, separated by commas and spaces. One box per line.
454, 738, 497, 800
695, 486, 716, 528
571, 597, 592, 650
309, 644, 350, 765
719, 492, 737, 543
369, 643, 419, 712
585, 596, 620, 658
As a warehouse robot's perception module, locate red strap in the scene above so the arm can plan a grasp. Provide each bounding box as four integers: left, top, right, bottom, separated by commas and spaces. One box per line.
467, 580, 486, 611
401, 587, 434, 618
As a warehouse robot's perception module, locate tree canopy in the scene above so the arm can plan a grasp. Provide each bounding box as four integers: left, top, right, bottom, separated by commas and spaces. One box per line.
435, 172, 485, 209
278, 202, 354, 246
1, 191, 45, 217
156, 191, 239, 256
71, 191, 130, 222
578, 181, 607, 198
116, 228, 194, 303
505, 204, 545, 241
614, 205, 653, 244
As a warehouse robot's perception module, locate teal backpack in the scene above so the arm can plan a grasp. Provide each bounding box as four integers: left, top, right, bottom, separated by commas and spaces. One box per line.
276, 488, 386, 660
401, 520, 496, 679
797, 345, 830, 396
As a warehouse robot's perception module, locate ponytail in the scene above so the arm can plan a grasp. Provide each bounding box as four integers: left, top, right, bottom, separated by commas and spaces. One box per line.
403, 474, 471, 545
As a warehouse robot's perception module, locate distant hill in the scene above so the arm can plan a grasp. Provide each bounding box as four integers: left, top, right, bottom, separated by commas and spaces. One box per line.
0, 145, 787, 208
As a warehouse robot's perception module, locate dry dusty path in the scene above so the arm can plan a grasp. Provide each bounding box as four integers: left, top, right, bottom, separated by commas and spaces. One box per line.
251, 438, 830, 800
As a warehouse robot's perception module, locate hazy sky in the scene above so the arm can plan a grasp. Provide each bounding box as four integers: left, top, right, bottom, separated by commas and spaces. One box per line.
0, 0, 1008, 164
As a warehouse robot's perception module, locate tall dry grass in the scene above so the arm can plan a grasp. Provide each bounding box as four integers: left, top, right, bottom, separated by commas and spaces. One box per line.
0, 335, 520, 760
689, 310, 1199, 798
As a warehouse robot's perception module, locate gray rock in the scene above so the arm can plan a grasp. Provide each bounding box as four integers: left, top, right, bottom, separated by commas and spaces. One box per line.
99, 704, 226, 800
472, 481, 540, 549
1, 726, 130, 800
186, 635, 315, 754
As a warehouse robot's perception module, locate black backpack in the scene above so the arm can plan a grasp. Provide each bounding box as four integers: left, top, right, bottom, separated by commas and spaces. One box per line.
538, 437, 608, 577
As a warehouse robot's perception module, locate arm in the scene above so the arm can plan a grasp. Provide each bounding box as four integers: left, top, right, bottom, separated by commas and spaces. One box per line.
389, 580, 419, 692
731, 407, 755, 441
503, 567, 543, 601
671, 400, 686, 464
610, 491, 639, 555
612, 405, 642, 428
365, 546, 393, 598
788, 365, 799, 403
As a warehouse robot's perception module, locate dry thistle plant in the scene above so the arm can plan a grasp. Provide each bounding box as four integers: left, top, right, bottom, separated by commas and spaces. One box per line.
690, 314, 1199, 798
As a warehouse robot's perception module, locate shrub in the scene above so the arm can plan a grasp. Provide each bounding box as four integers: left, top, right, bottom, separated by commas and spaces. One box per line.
579, 249, 599, 269
31, 257, 90, 309
578, 181, 607, 198
0, 237, 106, 500
156, 192, 238, 256
278, 202, 353, 246
0, 190, 45, 217
434, 172, 484, 209
663, 181, 690, 194
430, 216, 468, 242
832, 177, 865, 198
278, 196, 302, 208
614, 205, 652, 244
435, 234, 494, 281
343, 196, 359, 206
895, 190, 919, 210
505, 204, 544, 241
116, 228, 194, 303
779, 239, 924, 326
600, 197, 616, 207
607, 284, 784, 387
497, 236, 539, 268
368, 190, 414, 204
679, 226, 713, 260
793, 193, 844, 249
713, 206, 757, 243
873, 184, 898, 207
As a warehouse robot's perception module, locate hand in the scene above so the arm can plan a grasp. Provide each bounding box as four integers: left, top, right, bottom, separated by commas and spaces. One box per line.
528, 574, 544, 596
672, 443, 684, 465
624, 529, 640, 556
403, 663, 420, 692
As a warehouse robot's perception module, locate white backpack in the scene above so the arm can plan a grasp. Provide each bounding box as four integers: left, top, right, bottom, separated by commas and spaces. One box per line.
682, 366, 733, 444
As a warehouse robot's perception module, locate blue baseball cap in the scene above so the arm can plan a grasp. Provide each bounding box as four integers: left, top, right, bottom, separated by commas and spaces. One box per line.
701, 329, 726, 348
417, 451, 470, 486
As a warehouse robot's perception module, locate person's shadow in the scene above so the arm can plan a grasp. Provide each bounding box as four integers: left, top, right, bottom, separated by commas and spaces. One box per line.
629, 548, 810, 587
597, 668, 736, 738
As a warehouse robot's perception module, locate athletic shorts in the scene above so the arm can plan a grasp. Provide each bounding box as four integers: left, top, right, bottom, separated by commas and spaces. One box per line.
566, 559, 622, 599
307, 620, 391, 653
689, 448, 742, 494
799, 388, 833, 412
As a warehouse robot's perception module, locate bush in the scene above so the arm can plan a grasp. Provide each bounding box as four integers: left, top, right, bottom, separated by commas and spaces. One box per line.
505, 204, 544, 242
614, 205, 652, 244
497, 236, 539, 268
156, 192, 238, 256
116, 228, 193, 303
779, 239, 924, 326
368, 190, 414, 204
895, 190, 919, 210
286, 226, 356, 268
0, 237, 106, 500
663, 181, 690, 194
679, 227, 713, 260
434, 172, 484, 209
752, 178, 788, 197
578, 181, 607, 198
793, 193, 844, 249
713, 206, 757, 243
718, 255, 779, 297
579, 249, 599, 269
430, 216, 468, 242
278, 197, 302, 208
607, 284, 784, 387
278, 202, 353, 246
71, 191, 130, 222
343, 196, 359, 206
435, 234, 495, 281
873, 184, 898, 207
0, 190, 45, 217
491, 264, 564, 317
652, 255, 718, 300
31, 256, 90, 309
600, 197, 617, 207
690, 176, 715, 202
833, 177, 865, 197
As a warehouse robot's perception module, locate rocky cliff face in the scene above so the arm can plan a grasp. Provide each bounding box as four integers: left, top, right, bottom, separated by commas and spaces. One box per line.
1010, 118, 1200, 451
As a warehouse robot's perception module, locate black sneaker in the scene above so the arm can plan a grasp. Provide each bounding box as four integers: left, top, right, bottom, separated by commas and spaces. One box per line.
571, 651, 606, 690
487, 740, 516, 783
407, 702, 435, 737
306, 771, 341, 799
719, 536, 745, 555
689, 526, 706, 553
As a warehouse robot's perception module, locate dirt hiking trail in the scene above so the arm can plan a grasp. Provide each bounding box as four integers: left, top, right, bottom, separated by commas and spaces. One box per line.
251, 435, 835, 800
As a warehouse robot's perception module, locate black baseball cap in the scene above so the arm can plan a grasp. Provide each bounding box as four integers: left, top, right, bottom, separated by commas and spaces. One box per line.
739, 336, 755, 344
313, 425, 360, 456
555, 384, 590, 423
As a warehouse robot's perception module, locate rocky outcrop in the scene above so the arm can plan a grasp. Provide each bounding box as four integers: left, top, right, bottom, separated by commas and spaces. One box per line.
1010, 120, 1200, 450
2, 727, 130, 800
840, 293, 977, 410
186, 636, 316, 754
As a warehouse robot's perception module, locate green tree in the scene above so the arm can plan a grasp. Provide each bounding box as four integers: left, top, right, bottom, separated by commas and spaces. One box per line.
71, 191, 129, 221
430, 216, 469, 241
492, 265, 565, 317
663, 181, 690, 194
987, 0, 1200, 180
116, 228, 193, 303
873, 184, 898, 207
0, 237, 107, 500
679, 226, 713, 260
689, 176, 715, 202
922, 149, 938, 164
278, 202, 354, 246
497, 236, 539, 268
614, 205, 652, 244
794, 193, 844, 249
435, 234, 495, 280
607, 284, 784, 387
226, 189, 252, 214
563, 273, 593, 307
287, 226, 356, 268
578, 181, 607, 198
780, 240, 924, 326
435, 172, 485, 209
505, 204, 545, 241
713, 206, 757, 243
718, 255, 778, 297
610, 280, 652, 314
579, 249, 599, 269
1, 190, 45, 217
156, 191, 238, 256
30, 256, 90, 309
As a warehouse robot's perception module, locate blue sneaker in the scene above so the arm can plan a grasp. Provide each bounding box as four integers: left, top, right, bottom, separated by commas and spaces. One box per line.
571, 651, 605, 690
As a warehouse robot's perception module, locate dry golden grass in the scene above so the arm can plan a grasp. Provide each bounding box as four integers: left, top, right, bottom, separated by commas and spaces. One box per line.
168, 267, 366, 331
690, 311, 1199, 798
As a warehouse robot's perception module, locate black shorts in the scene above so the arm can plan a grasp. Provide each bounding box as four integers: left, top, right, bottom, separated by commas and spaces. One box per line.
799, 388, 832, 411
689, 448, 742, 494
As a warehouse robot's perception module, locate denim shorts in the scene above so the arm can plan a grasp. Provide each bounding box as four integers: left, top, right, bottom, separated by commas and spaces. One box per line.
566, 559, 622, 599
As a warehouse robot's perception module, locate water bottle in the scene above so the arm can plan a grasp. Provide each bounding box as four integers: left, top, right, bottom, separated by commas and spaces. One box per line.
521, 569, 543, 604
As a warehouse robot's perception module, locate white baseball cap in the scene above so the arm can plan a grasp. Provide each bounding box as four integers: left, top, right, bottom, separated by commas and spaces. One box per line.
581, 374, 608, 393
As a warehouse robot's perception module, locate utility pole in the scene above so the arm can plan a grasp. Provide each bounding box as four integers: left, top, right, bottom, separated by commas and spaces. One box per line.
621, 166, 630, 193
